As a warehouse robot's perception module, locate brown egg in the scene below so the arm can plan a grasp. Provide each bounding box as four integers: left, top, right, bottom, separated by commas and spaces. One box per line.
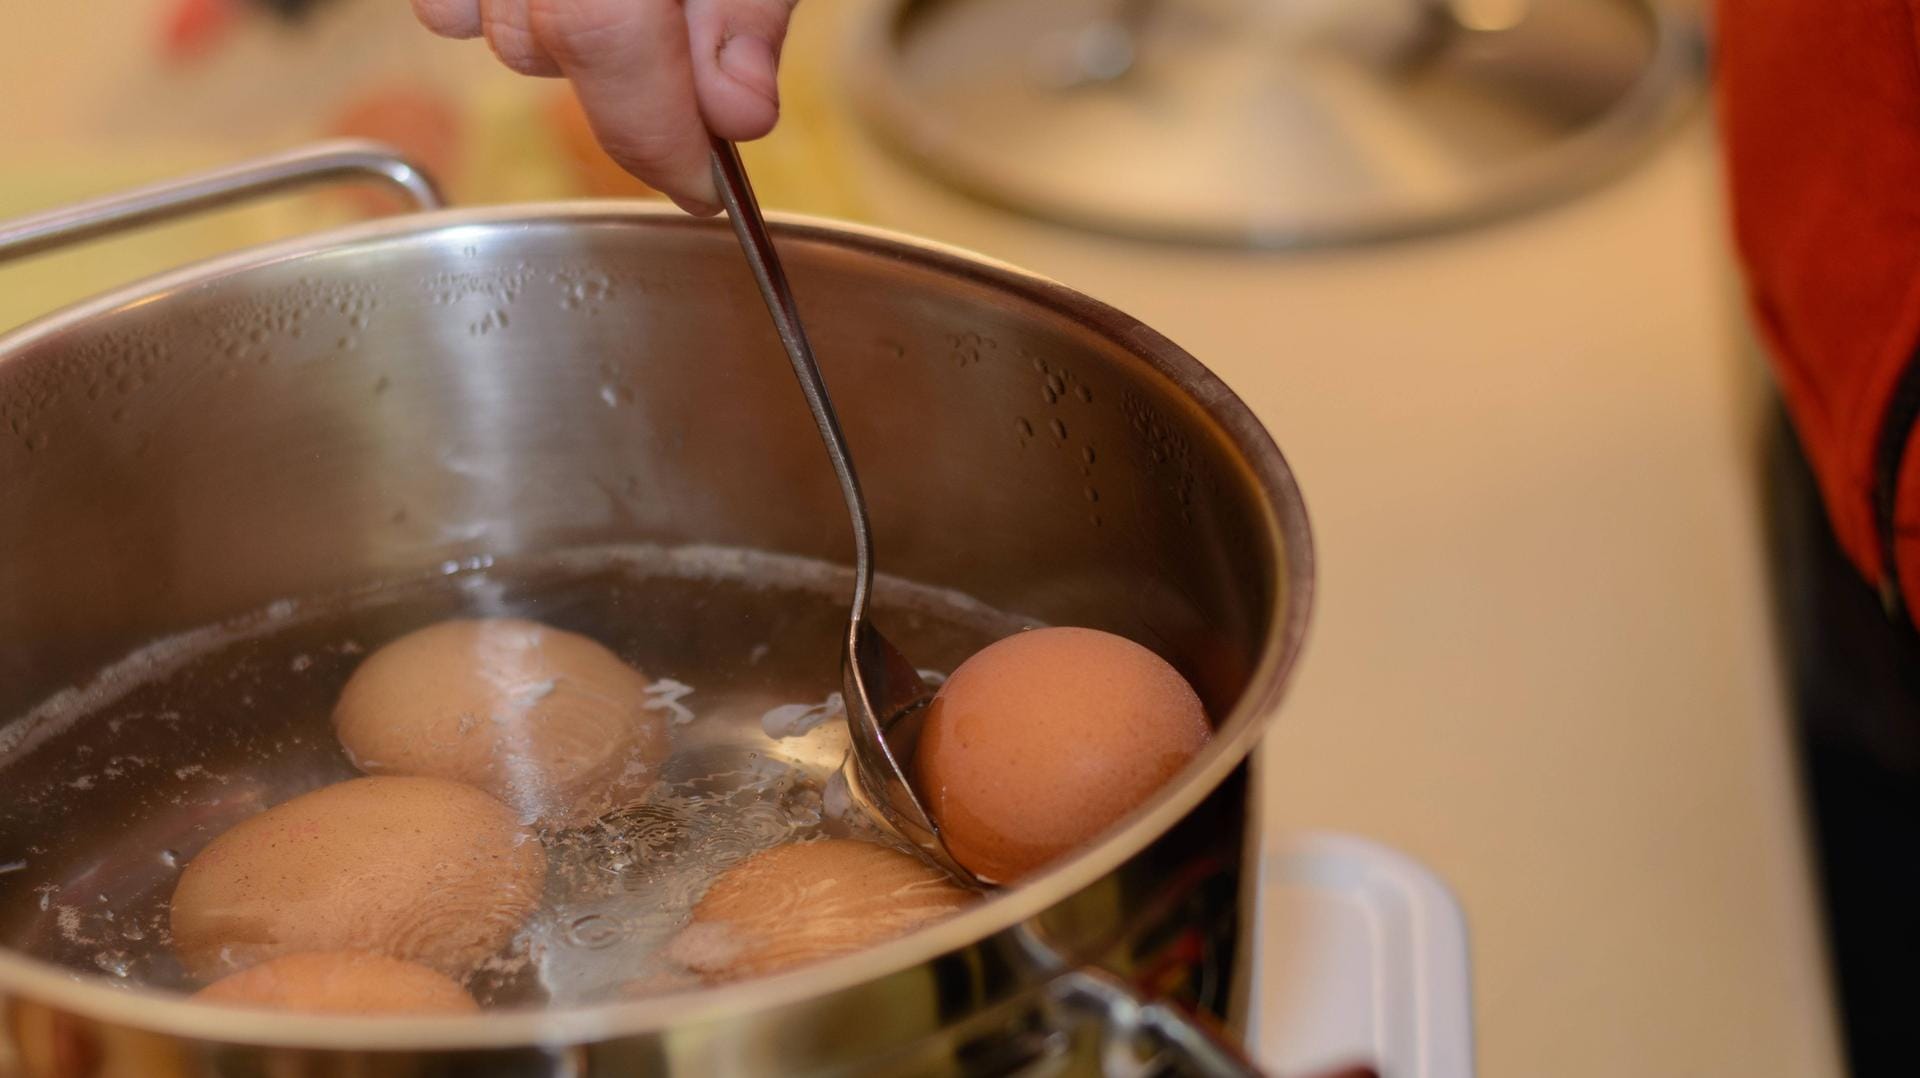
666, 839, 974, 981
333, 618, 670, 826
169, 776, 544, 981
191, 951, 478, 1015
912, 627, 1210, 883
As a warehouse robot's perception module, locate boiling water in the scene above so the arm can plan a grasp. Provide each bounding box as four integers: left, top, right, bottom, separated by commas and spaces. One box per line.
0, 545, 1032, 1007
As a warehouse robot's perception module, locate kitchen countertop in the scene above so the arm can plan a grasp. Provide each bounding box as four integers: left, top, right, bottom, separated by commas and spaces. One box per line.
1, 1, 1844, 1075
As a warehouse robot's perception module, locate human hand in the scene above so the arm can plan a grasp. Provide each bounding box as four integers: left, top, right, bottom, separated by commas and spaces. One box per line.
410, 0, 797, 214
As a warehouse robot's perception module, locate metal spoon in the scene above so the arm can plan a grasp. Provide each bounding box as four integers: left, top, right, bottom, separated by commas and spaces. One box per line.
707, 138, 986, 888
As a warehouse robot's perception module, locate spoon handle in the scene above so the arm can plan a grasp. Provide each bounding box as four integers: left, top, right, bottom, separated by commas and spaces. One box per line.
708, 139, 876, 622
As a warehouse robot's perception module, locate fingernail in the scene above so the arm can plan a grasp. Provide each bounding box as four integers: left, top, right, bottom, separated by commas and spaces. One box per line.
718, 33, 779, 106
672, 194, 721, 217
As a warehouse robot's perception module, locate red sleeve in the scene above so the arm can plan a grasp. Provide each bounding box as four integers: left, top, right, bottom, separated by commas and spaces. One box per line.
1718, 0, 1920, 615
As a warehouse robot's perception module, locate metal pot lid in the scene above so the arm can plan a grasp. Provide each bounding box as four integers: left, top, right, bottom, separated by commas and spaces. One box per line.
849, 0, 1707, 247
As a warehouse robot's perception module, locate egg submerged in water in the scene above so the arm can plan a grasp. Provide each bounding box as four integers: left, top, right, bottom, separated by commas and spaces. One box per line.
912, 627, 1210, 883
333, 618, 670, 826
665, 839, 975, 981
192, 951, 479, 1015
168, 776, 545, 980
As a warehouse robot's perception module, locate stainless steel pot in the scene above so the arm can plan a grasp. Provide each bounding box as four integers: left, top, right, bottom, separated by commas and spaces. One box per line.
0, 144, 1313, 1076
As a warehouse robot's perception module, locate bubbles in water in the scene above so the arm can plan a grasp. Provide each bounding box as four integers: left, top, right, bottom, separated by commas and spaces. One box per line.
55, 906, 88, 944
439, 555, 495, 576
92, 950, 132, 978
562, 914, 621, 950
591, 803, 690, 877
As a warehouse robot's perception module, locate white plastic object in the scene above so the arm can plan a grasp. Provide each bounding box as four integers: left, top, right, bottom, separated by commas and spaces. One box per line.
1246, 832, 1475, 1077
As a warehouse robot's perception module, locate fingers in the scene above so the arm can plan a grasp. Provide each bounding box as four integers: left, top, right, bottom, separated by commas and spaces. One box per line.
481, 0, 562, 77
685, 0, 799, 141
528, 0, 719, 211
412, 0, 482, 39
411, 0, 793, 211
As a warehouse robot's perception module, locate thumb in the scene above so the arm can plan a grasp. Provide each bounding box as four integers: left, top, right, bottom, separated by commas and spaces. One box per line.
685, 0, 799, 141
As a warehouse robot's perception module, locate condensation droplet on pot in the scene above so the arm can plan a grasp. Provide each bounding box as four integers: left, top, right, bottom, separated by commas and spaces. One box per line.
1050, 418, 1068, 441
1016, 417, 1034, 437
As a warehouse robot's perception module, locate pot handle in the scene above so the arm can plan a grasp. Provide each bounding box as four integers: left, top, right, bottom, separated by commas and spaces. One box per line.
1049, 966, 1262, 1077
0, 139, 442, 265
1048, 968, 1376, 1078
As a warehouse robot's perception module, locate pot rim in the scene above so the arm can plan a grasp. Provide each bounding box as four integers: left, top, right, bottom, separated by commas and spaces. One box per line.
0, 202, 1314, 1050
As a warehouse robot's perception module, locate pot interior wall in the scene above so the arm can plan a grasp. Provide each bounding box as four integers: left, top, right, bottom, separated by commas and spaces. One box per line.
1, 214, 1283, 727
